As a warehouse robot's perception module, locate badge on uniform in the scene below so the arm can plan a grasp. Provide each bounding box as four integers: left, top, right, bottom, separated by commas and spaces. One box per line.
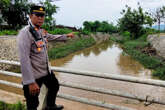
35, 40, 44, 52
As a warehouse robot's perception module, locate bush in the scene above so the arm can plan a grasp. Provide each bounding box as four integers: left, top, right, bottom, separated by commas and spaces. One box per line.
122, 31, 130, 37
80, 30, 91, 35
48, 28, 73, 34
83, 21, 118, 33
118, 5, 153, 39
153, 68, 165, 80
0, 101, 25, 110
121, 31, 131, 42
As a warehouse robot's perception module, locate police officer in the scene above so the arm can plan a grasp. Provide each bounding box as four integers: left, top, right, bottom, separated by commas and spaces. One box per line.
17, 5, 74, 110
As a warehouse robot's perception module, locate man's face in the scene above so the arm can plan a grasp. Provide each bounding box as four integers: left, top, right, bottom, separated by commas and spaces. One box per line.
30, 13, 45, 27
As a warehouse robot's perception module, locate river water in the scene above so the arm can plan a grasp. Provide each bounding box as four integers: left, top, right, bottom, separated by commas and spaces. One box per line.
0, 40, 165, 110
50, 40, 165, 110
51, 40, 152, 78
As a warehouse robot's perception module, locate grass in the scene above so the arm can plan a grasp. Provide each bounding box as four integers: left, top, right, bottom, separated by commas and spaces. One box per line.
0, 30, 18, 36
110, 33, 165, 80
0, 28, 72, 36
48, 28, 73, 34
0, 101, 25, 110
48, 36, 96, 59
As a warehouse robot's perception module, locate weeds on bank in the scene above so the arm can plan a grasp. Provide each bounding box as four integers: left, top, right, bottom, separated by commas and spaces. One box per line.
0, 30, 18, 36
0, 101, 25, 110
48, 37, 96, 59
48, 28, 73, 34
110, 33, 165, 80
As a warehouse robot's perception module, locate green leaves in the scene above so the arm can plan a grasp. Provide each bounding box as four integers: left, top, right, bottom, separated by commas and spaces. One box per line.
0, 0, 58, 29
83, 21, 118, 33
48, 28, 73, 34
0, 0, 10, 9
118, 4, 154, 39
1, 0, 30, 29
40, 0, 58, 27
0, 30, 18, 35
0, 101, 25, 110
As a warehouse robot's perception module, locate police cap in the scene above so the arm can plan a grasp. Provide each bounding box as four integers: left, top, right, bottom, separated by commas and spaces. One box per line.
30, 5, 45, 15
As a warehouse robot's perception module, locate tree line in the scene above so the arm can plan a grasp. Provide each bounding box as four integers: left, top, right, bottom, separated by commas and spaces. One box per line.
118, 3, 165, 39
82, 3, 165, 39
0, 0, 57, 30
0, 1, 165, 39
82, 21, 118, 34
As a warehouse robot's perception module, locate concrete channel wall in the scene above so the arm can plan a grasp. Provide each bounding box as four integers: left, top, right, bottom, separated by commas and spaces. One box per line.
147, 34, 165, 59
0, 36, 18, 70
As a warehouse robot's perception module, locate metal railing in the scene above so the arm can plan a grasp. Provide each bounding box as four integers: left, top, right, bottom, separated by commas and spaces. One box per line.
1, 60, 165, 110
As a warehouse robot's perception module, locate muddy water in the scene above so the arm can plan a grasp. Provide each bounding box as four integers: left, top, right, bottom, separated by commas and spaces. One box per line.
51, 41, 165, 110
1, 41, 165, 110
52, 41, 152, 78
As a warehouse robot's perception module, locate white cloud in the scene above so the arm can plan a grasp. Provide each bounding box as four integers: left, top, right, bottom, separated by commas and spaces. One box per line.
54, 0, 165, 27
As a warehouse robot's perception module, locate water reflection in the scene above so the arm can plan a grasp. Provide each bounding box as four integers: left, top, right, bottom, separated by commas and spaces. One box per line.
117, 53, 152, 78
51, 40, 113, 67
50, 41, 165, 110
51, 41, 152, 78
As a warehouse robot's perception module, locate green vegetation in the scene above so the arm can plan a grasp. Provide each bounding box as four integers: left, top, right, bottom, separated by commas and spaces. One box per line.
0, 101, 25, 110
42, 0, 57, 27
0, 0, 57, 30
124, 39, 165, 79
83, 20, 118, 34
0, 0, 30, 29
48, 37, 96, 59
111, 31, 165, 80
118, 4, 154, 39
0, 30, 18, 35
152, 6, 165, 31
48, 28, 73, 34
110, 3, 165, 79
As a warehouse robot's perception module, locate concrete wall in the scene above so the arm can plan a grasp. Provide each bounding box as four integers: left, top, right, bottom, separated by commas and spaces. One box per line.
147, 34, 165, 59
0, 36, 18, 70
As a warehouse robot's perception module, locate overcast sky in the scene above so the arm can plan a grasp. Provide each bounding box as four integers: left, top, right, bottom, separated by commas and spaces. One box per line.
53, 0, 165, 27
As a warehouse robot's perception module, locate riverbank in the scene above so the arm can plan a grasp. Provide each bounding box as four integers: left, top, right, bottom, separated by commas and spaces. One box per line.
0, 32, 110, 70
110, 33, 165, 80
1, 34, 165, 110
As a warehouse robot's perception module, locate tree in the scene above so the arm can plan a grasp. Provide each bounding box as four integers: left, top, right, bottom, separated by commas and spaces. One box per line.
1, 0, 29, 29
0, 0, 58, 29
83, 21, 92, 32
83, 20, 118, 33
151, 7, 163, 30
161, 6, 165, 31
0, 0, 9, 25
40, 0, 58, 28
118, 4, 153, 39
0, 0, 10, 9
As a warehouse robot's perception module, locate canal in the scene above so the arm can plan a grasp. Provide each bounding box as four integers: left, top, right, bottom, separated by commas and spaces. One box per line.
0, 40, 165, 110
50, 40, 165, 110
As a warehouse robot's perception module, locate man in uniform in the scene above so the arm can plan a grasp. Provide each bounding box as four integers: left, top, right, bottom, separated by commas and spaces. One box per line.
17, 5, 74, 110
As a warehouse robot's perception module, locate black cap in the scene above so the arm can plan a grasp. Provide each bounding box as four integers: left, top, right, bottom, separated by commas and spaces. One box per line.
30, 5, 45, 14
